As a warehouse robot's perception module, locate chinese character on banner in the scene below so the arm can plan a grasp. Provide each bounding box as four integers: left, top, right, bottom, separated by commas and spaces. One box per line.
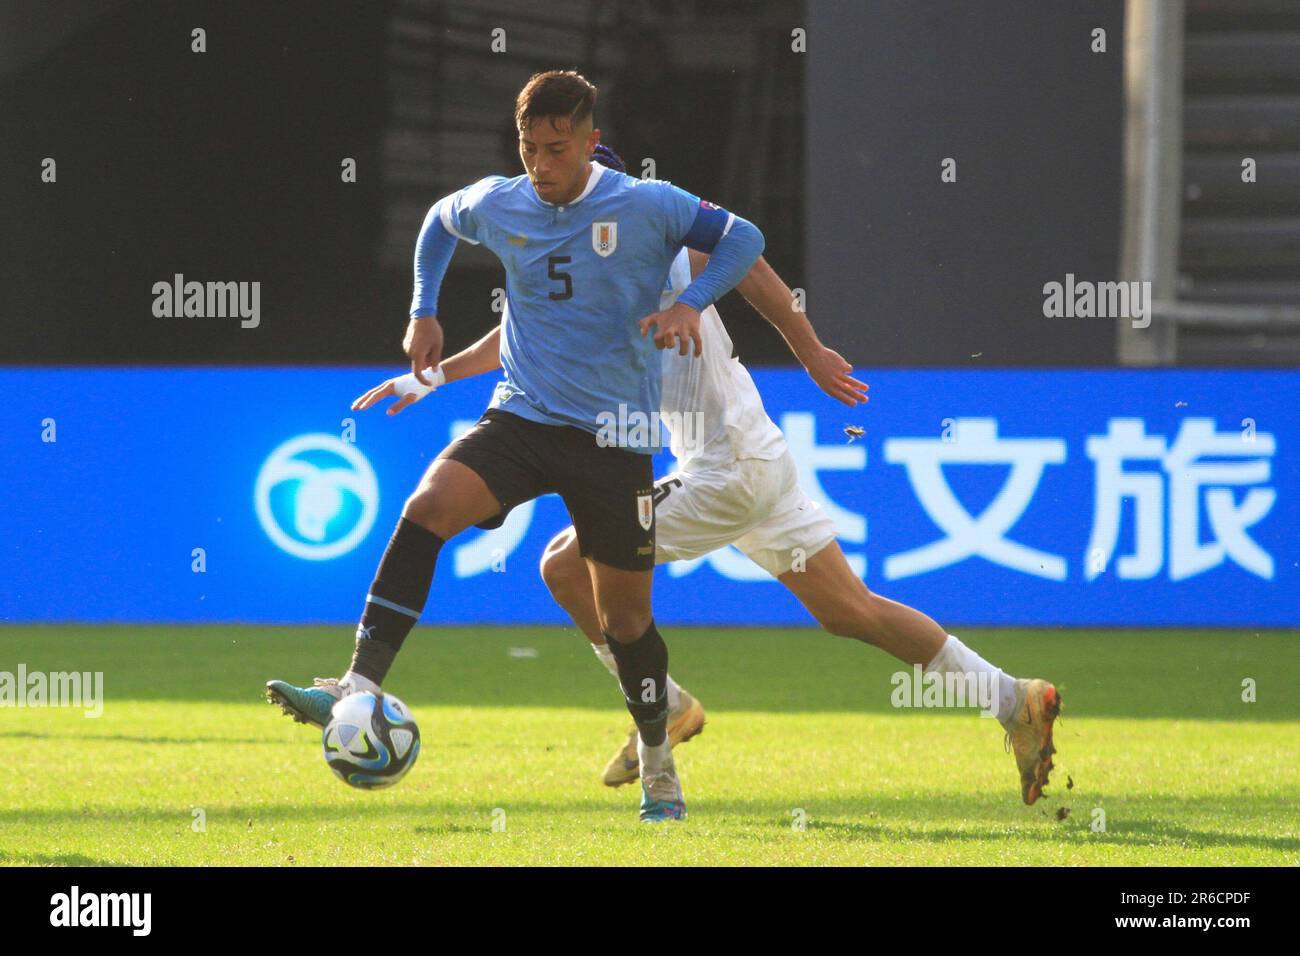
1087, 417, 1276, 581
884, 418, 1067, 580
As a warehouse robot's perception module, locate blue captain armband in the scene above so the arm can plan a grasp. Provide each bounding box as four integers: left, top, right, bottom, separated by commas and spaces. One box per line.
680, 200, 735, 254
676, 207, 765, 313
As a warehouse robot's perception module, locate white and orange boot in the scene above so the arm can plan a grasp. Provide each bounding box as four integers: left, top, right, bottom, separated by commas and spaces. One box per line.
1002, 678, 1062, 805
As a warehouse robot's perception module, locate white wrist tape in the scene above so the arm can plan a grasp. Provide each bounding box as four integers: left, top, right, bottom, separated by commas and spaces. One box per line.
393, 365, 445, 399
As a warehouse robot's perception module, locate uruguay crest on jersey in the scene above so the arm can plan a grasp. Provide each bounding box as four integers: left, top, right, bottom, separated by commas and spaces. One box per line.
592, 220, 618, 257
636, 489, 654, 530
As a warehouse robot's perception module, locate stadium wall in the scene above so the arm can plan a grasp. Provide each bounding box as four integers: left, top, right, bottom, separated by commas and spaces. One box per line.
807, 0, 1126, 366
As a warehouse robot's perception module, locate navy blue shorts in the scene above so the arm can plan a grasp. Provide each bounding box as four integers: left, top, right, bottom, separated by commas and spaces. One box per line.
437, 409, 656, 572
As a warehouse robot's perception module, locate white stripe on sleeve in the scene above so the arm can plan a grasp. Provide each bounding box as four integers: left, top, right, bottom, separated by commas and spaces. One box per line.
439, 196, 480, 245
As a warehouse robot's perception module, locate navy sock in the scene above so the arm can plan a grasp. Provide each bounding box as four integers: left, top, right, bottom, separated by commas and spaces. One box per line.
350, 517, 444, 684
604, 621, 669, 746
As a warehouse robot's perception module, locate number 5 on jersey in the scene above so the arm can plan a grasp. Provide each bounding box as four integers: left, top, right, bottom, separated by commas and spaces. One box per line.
548, 256, 572, 301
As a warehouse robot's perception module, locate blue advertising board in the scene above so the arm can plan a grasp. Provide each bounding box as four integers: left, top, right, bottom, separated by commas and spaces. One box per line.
0, 368, 1294, 627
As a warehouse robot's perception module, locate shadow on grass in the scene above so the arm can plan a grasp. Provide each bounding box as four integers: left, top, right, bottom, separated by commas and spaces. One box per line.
413, 823, 495, 836
802, 817, 1300, 853
2, 793, 1294, 854
4, 625, 1298, 720
0, 849, 120, 866
0, 730, 284, 746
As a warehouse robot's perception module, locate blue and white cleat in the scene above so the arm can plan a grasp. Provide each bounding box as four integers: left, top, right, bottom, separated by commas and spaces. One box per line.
639, 764, 687, 823
265, 677, 346, 729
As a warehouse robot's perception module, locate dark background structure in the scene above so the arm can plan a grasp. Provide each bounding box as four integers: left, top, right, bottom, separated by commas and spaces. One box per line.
2, 0, 1131, 368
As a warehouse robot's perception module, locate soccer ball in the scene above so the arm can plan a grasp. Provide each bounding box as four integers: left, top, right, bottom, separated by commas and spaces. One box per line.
322, 691, 420, 789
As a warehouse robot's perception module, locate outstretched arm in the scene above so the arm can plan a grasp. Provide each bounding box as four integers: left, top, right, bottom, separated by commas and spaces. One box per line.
687, 249, 867, 407
352, 321, 504, 416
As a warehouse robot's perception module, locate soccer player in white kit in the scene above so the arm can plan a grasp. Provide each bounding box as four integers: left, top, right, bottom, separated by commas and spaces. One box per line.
353, 147, 1061, 806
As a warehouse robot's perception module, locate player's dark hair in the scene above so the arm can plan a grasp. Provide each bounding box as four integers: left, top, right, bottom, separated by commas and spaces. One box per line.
591, 143, 627, 174
515, 70, 597, 133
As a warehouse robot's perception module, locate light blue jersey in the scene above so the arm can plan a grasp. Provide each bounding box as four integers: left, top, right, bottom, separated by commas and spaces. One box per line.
411, 162, 763, 450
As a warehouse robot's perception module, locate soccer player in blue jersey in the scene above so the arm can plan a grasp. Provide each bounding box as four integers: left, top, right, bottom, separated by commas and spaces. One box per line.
266, 70, 765, 822
354, 146, 1062, 809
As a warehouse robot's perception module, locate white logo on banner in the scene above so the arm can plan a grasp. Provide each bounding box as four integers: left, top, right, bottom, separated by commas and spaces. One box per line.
255, 434, 380, 560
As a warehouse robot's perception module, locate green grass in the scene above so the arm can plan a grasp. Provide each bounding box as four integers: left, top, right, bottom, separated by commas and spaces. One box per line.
2, 625, 1296, 866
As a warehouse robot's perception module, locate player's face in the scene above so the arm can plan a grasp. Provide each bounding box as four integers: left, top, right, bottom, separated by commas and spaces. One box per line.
519, 117, 598, 204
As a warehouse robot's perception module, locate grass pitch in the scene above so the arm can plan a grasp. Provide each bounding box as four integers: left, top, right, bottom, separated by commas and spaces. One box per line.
2, 625, 1296, 866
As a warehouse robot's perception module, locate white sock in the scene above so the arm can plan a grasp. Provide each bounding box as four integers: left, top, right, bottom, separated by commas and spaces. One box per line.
592, 642, 620, 678
638, 735, 673, 775
665, 676, 682, 713
592, 643, 683, 713
923, 635, 1018, 723
340, 671, 381, 697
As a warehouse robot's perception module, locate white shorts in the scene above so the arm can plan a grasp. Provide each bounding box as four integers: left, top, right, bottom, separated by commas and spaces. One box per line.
652, 450, 838, 577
